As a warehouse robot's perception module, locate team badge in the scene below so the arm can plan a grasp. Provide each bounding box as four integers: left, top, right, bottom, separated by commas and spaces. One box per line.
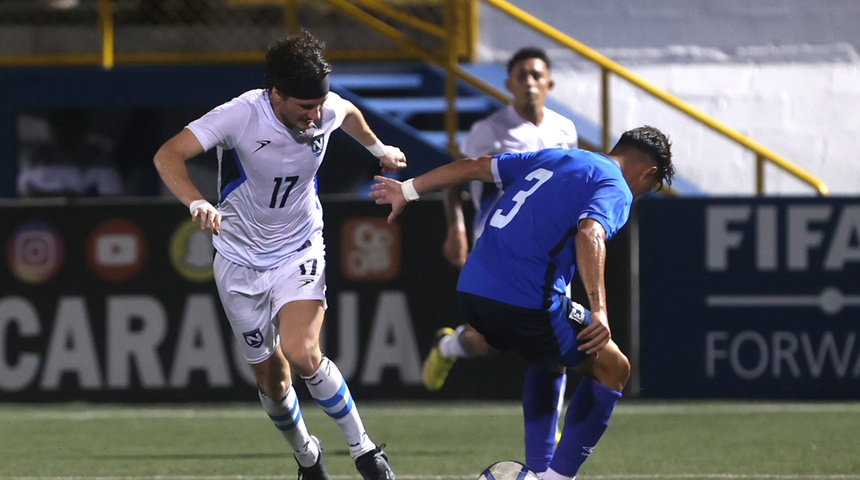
569, 302, 586, 325
243, 328, 264, 348
311, 134, 324, 157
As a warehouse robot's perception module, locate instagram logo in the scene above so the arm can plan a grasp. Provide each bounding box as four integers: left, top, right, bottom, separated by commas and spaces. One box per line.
6, 221, 66, 284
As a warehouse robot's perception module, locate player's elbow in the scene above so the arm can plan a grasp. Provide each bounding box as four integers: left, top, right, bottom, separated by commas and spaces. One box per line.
576, 219, 607, 245
152, 147, 170, 172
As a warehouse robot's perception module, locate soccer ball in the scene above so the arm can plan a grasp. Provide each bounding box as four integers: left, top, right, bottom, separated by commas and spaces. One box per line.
478, 461, 540, 480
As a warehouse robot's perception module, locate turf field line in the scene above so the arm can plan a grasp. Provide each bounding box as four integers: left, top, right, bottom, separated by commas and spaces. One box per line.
2, 402, 860, 421
612, 402, 860, 415
583, 476, 860, 479
0, 477, 469, 480
0, 405, 519, 421
4, 475, 860, 480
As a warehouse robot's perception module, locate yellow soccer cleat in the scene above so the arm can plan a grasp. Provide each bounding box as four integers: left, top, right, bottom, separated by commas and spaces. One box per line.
422, 327, 457, 391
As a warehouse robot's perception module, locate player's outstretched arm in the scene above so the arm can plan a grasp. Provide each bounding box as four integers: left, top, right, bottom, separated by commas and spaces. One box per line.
369, 156, 494, 223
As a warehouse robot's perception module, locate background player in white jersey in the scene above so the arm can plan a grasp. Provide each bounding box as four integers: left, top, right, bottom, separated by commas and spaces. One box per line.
153, 30, 402, 480
371, 126, 674, 479
442, 47, 578, 269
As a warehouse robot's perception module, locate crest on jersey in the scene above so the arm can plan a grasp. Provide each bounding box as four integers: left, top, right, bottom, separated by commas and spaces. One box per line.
243, 328, 264, 348
311, 134, 324, 157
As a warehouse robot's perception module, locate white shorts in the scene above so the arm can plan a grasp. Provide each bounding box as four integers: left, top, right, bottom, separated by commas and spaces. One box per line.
214, 231, 327, 364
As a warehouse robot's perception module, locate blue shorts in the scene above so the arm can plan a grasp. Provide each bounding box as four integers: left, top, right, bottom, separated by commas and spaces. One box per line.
457, 292, 592, 369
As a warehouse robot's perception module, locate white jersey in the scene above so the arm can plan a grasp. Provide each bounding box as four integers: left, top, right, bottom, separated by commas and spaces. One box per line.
460, 104, 578, 239
187, 89, 347, 270
460, 104, 578, 158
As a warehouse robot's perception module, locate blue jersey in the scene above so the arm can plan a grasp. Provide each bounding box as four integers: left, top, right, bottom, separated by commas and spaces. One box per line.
457, 148, 633, 310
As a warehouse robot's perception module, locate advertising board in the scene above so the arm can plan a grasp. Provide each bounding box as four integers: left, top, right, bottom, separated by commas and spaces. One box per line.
639, 197, 860, 398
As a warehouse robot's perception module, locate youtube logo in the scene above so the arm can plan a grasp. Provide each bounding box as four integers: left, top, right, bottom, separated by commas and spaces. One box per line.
86, 218, 148, 281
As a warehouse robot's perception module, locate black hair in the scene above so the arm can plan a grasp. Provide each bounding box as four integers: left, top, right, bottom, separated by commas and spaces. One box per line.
506, 47, 552, 74
264, 29, 332, 93
612, 125, 675, 190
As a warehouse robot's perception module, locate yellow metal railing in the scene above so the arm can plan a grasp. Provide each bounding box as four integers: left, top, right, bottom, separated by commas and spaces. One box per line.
98, 0, 114, 69
319, 0, 830, 195
481, 0, 828, 195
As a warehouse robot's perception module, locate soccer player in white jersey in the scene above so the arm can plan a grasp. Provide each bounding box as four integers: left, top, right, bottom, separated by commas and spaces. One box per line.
372, 126, 674, 479
153, 30, 401, 480
424, 47, 578, 467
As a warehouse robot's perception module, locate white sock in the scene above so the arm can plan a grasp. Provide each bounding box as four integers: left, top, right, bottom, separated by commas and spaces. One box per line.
439, 324, 471, 358
541, 468, 574, 480
302, 357, 376, 458
258, 386, 319, 467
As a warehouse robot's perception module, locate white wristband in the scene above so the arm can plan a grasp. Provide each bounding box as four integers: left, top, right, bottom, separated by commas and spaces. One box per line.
401, 178, 420, 202
366, 139, 387, 158
189, 199, 213, 216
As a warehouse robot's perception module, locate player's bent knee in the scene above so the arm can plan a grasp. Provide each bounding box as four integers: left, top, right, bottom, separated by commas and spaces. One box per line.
592, 342, 631, 392
461, 331, 492, 356
282, 349, 322, 377
259, 379, 289, 400
251, 358, 291, 399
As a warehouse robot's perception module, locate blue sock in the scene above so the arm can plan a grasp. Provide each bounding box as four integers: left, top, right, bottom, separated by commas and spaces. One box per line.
549, 378, 622, 477
523, 367, 566, 472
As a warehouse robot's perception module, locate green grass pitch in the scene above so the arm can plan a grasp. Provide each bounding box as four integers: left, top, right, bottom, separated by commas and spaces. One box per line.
1, 400, 859, 479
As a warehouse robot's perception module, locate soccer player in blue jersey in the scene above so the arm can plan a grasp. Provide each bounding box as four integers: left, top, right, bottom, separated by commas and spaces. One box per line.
371, 126, 674, 480
426, 48, 579, 407
154, 30, 400, 480
424, 46, 578, 457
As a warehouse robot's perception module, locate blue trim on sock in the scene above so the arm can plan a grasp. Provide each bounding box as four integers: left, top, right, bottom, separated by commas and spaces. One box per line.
268, 412, 292, 422
327, 394, 355, 419
267, 390, 303, 430
311, 377, 357, 419
315, 380, 348, 408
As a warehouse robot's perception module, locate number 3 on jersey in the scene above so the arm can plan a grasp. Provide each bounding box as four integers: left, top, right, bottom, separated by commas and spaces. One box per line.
489, 168, 553, 229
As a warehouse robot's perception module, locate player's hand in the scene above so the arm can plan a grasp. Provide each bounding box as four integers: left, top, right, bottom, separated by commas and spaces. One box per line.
378, 146, 407, 173
444, 224, 468, 268
189, 199, 221, 236
576, 310, 611, 355
369, 175, 408, 223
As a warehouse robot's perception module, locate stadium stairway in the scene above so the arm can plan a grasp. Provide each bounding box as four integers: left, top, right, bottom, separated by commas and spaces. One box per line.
329, 62, 496, 184
329, 62, 702, 196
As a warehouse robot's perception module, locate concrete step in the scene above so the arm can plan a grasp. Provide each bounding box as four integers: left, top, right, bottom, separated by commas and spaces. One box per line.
331, 72, 424, 91
363, 96, 493, 119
